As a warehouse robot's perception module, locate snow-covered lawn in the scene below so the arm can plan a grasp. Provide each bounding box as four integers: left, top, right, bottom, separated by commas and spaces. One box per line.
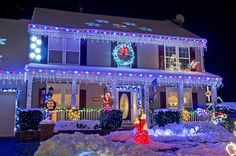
35, 121, 236, 156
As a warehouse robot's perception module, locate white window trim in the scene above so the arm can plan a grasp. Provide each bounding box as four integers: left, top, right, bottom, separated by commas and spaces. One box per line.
165, 87, 193, 109
164, 46, 190, 70
47, 37, 81, 65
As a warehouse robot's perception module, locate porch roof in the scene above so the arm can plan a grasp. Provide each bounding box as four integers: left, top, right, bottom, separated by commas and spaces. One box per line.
25, 63, 222, 87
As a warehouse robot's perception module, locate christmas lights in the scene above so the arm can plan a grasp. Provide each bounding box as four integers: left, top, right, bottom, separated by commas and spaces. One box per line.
182, 110, 190, 122
226, 142, 236, 156
135, 108, 148, 144
112, 42, 135, 67
29, 35, 42, 61
28, 24, 207, 47
101, 92, 113, 109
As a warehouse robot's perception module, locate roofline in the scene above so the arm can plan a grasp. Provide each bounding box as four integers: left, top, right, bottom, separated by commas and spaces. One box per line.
28, 24, 207, 47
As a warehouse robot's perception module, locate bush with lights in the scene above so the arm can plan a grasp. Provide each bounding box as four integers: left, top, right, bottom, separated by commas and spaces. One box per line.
153, 109, 180, 127
99, 109, 123, 129
19, 109, 44, 131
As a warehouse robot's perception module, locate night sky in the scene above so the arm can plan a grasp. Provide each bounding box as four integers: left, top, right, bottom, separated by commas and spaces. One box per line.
0, 0, 235, 101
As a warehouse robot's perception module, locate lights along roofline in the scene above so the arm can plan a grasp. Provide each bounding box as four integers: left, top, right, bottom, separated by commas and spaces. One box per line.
28, 24, 207, 47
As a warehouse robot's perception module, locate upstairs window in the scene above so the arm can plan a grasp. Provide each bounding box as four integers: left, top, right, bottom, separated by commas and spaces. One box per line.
164, 46, 190, 71
48, 37, 80, 65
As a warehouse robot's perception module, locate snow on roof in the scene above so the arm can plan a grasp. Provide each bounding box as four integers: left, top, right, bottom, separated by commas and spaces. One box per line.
31, 8, 201, 38
216, 102, 236, 111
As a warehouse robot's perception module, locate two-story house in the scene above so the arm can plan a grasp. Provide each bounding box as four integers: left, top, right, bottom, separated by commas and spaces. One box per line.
0, 8, 222, 136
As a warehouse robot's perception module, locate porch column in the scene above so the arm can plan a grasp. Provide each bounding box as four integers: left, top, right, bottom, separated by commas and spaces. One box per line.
71, 78, 77, 108
178, 82, 184, 110
26, 76, 33, 108
211, 84, 217, 111
111, 82, 117, 109
144, 83, 150, 125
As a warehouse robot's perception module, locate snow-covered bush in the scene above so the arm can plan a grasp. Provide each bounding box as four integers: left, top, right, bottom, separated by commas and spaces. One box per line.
153, 109, 180, 127
99, 109, 123, 129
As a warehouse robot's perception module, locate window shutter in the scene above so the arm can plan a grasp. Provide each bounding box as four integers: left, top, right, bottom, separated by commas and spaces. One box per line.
160, 92, 166, 108
190, 47, 197, 71
111, 42, 117, 67
190, 47, 196, 61
158, 45, 164, 69
131, 43, 137, 68
192, 92, 198, 110
41, 35, 48, 64
80, 39, 87, 65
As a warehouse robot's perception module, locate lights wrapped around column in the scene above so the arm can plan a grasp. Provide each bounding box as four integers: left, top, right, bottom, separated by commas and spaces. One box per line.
135, 107, 148, 144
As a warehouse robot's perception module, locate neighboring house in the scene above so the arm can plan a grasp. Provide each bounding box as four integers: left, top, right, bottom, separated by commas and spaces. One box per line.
0, 8, 222, 133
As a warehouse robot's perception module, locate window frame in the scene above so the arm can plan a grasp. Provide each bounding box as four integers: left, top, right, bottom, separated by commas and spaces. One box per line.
48, 37, 81, 65
164, 46, 190, 70
165, 87, 193, 109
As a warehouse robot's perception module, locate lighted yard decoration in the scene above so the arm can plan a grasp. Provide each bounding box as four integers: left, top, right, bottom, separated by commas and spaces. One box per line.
168, 54, 181, 71
135, 108, 148, 144
226, 142, 236, 156
187, 60, 199, 71
0, 38, 6, 45
205, 86, 212, 103
101, 92, 113, 109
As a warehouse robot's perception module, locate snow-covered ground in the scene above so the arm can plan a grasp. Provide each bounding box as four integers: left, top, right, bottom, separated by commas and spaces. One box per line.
35, 121, 236, 156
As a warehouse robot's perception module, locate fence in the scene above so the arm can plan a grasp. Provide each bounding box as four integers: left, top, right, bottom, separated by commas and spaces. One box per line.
49, 109, 101, 122
188, 111, 212, 122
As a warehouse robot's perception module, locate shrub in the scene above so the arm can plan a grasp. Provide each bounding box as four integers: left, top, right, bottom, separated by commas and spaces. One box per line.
19, 109, 44, 131
99, 109, 123, 129
153, 109, 180, 127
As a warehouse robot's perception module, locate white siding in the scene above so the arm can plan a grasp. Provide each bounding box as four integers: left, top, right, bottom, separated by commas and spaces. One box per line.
87, 40, 111, 67
137, 43, 159, 69
80, 83, 105, 109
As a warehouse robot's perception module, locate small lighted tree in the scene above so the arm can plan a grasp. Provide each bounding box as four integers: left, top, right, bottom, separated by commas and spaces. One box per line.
135, 107, 149, 144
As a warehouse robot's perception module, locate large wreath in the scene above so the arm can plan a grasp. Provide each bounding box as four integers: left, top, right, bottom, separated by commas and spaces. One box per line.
112, 43, 135, 66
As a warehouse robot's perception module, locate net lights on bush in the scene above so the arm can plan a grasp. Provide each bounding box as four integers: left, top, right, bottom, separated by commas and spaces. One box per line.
29, 35, 42, 61
135, 108, 148, 144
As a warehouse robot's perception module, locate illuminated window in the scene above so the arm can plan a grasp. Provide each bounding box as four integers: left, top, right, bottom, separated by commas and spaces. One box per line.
47, 83, 80, 109
164, 46, 190, 70
166, 88, 192, 109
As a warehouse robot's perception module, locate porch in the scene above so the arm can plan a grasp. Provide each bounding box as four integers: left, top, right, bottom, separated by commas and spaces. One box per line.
24, 63, 222, 125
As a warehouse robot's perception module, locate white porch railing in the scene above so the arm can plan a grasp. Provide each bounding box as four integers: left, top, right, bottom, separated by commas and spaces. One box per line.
49, 109, 101, 122
188, 111, 212, 122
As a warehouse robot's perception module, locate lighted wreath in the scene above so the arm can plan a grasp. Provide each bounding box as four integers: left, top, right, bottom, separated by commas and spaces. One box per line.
112, 42, 135, 66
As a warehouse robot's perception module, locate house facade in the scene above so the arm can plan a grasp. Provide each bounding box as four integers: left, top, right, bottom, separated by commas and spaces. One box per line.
0, 8, 222, 127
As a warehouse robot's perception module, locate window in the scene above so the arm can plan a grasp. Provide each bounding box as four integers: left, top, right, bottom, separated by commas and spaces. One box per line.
165, 46, 176, 69
179, 47, 190, 70
48, 37, 80, 65
164, 46, 190, 70
47, 83, 80, 109
166, 88, 192, 109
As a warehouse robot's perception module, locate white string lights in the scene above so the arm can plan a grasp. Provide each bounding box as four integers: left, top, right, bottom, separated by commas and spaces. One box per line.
28, 24, 207, 47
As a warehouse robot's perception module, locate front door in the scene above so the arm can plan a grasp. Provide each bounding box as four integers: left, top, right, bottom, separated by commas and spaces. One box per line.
119, 92, 131, 121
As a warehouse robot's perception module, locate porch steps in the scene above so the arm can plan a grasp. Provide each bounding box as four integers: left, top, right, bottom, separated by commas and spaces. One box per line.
121, 122, 134, 130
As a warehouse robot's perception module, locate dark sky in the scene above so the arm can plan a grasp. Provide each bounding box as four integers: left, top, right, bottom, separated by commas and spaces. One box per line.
0, 0, 236, 101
